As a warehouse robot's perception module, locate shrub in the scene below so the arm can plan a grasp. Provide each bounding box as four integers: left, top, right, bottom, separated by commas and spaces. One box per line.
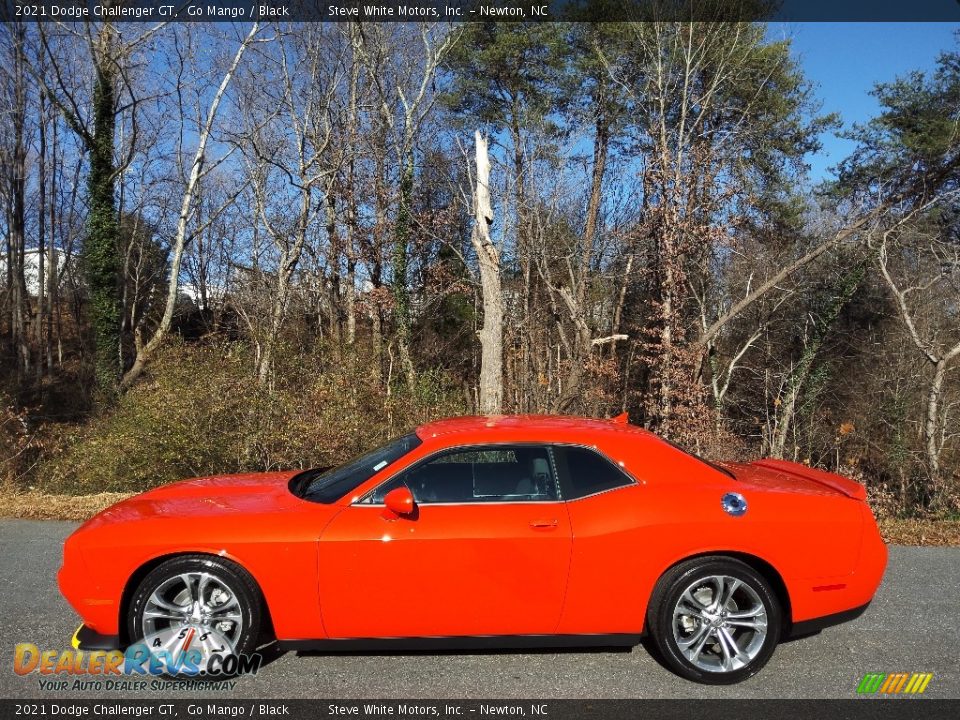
36, 340, 467, 494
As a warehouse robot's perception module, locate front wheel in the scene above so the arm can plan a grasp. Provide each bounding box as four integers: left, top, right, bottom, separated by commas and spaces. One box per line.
647, 557, 782, 684
127, 555, 262, 676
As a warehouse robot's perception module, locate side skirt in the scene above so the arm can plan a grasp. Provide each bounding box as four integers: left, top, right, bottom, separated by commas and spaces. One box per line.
278, 633, 644, 653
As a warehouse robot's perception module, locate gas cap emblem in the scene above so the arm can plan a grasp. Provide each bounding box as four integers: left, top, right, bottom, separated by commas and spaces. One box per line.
721, 492, 748, 517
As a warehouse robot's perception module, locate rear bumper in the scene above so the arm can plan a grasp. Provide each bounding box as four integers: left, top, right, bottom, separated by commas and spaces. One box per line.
790, 600, 871, 638
71, 624, 120, 651
790, 503, 888, 627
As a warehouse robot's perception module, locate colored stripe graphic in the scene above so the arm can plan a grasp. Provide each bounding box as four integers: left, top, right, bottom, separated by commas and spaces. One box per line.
912, 673, 933, 694
881, 673, 908, 693
857, 673, 886, 693
857, 672, 933, 695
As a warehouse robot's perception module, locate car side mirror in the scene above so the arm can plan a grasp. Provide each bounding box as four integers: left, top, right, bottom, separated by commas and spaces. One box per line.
384, 486, 416, 517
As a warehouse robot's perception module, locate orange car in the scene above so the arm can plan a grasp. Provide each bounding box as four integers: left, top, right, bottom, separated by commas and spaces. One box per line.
59, 414, 887, 684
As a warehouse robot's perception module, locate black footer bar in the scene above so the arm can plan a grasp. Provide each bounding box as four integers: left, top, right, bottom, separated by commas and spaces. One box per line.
2, 699, 957, 720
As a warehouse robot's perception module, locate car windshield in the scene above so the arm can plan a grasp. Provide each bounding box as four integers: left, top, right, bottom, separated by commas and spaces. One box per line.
291, 433, 422, 504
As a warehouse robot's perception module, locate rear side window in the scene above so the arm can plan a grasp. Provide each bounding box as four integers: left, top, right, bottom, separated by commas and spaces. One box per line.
557, 446, 634, 499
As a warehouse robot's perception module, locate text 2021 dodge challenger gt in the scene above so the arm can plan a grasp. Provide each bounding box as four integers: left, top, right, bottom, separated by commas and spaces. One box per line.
59, 414, 887, 684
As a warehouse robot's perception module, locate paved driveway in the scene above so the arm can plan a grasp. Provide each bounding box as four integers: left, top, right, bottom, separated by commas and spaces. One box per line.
1, 519, 956, 699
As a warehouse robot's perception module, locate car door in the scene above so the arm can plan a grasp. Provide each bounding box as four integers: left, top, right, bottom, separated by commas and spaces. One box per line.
551, 444, 650, 635
317, 444, 572, 639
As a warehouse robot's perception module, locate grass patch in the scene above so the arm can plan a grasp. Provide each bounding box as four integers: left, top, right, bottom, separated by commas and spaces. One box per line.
0, 487, 132, 522
878, 518, 960, 547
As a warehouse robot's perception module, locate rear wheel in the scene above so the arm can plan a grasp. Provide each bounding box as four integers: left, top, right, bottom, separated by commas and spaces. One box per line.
127, 555, 261, 676
647, 557, 781, 684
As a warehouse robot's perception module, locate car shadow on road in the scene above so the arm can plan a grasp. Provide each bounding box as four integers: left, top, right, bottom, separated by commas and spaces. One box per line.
255, 629, 819, 672
253, 641, 288, 671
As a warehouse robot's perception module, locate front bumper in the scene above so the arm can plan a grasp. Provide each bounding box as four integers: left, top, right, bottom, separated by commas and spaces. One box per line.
71, 624, 120, 651
59, 531, 120, 636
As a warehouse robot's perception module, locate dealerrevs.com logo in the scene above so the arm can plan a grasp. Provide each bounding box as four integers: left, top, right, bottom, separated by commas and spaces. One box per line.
857, 672, 934, 696
14, 641, 262, 680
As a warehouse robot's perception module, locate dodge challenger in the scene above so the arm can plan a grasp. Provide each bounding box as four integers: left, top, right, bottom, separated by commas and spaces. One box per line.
59, 414, 887, 684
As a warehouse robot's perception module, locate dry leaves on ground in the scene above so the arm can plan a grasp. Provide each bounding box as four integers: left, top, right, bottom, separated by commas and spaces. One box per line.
0, 489, 131, 522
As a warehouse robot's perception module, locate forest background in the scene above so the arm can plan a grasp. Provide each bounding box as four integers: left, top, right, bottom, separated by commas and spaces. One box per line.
1, 17, 959, 541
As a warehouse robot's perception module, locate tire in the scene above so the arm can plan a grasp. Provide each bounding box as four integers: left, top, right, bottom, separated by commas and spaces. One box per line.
646, 557, 781, 684
127, 555, 262, 677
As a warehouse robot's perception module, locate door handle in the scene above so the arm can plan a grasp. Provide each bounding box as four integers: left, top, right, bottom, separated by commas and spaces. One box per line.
529, 519, 558, 529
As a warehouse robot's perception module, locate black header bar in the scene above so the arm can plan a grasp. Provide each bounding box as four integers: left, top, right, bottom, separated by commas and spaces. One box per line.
3, 0, 960, 23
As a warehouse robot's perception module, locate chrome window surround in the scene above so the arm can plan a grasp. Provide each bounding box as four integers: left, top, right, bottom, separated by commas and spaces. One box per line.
354, 442, 640, 507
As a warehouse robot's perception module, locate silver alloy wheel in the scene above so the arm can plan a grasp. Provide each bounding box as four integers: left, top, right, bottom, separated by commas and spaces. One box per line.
142, 571, 244, 662
671, 574, 768, 673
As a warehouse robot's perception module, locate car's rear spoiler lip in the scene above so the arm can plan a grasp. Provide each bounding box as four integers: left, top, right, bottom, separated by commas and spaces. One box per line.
750, 458, 868, 501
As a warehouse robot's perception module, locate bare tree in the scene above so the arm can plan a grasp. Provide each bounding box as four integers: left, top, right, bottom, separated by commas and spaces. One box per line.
237, 24, 342, 386
872, 209, 960, 500
120, 23, 260, 390
766, 262, 865, 458
29, 20, 164, 396
356, 23, 461, 389
0, 23, 31, 376
470, 131, 503, 414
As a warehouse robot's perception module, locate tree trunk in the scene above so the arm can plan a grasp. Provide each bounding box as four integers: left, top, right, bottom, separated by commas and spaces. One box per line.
924, 359, 947, 494
770, 264, 865, 458
86, 24, 122, 399
510, 115, 532, 413
923, 344, 960, 504
46, 111, 59, 373
121, 23, 258, 391
554, 97, 611, 412
579, 90, 609, 309
655, 251, 676, 432
392, 151, 416, 390
345, 245, 357, 346
471, 132, 503, 415
324, 184, 342, 345
345, 23, 361, 347
369, 111, 389, 382
35, 91, 47, 383
8, 23, 30, 378
257, 244, 298, 388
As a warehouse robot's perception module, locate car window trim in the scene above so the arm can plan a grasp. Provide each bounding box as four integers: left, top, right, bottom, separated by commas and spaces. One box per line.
355, 441, 563, 506
551, 443, 639, 502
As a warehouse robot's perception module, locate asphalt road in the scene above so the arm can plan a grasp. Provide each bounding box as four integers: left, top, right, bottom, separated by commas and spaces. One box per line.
1, 518, 957, 700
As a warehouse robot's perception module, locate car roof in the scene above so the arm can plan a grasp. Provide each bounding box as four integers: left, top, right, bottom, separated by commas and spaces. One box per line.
415, 414, 650, 441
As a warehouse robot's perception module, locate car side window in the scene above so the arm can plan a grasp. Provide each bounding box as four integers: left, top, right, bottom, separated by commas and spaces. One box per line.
365, 445, 559, 504
557, 446, 634, 500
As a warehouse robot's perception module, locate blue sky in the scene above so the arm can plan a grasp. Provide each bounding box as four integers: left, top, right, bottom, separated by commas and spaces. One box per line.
775, 23, 960, 181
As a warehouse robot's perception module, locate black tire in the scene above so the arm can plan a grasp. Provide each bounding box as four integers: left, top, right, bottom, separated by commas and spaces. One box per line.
646, 557, 781, 685
127, 555, 262, 677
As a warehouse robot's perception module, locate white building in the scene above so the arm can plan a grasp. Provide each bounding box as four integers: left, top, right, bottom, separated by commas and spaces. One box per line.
0, 247, 76, 297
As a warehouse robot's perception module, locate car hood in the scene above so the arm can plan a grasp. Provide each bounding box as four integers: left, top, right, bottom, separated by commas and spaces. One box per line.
79, 471, 302, 530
